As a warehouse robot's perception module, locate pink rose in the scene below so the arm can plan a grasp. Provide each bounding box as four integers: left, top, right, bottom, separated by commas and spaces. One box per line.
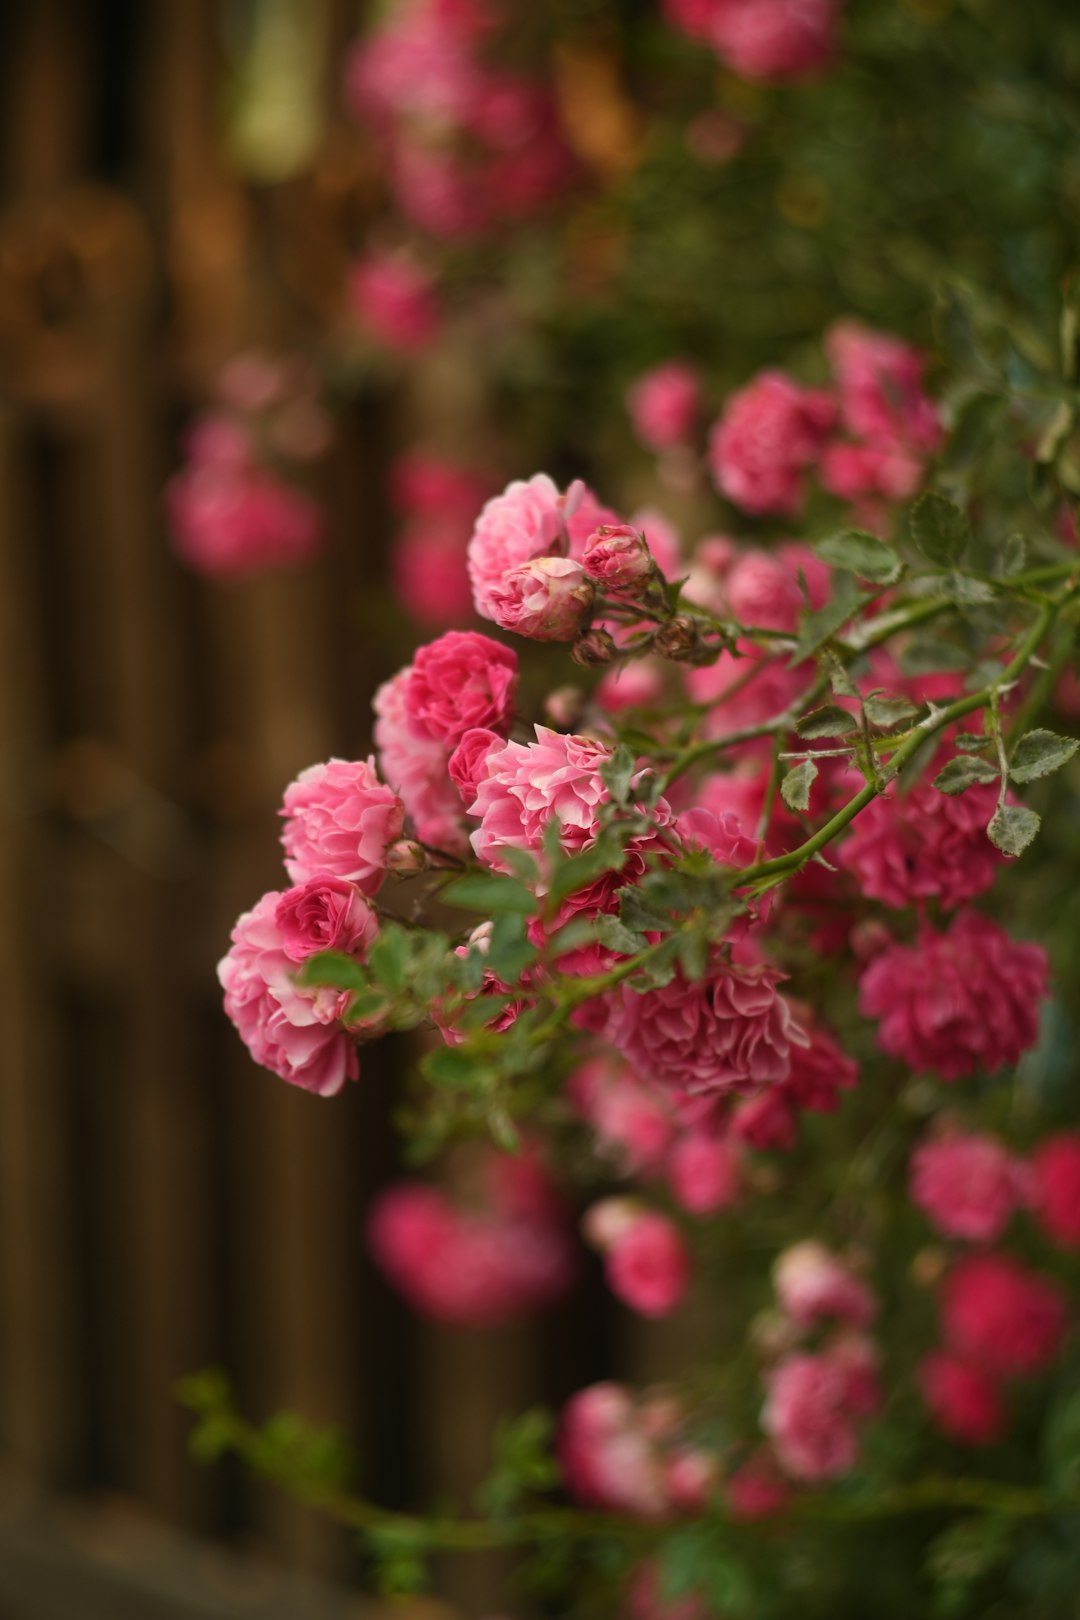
274, 877, 379, 963
762, 1352, 860, 1483
773, 1241, 876, 1330
401, 629, 518, 747
374, 670, 470, 854
607, 956, 805, 1097
859, 910, 1049, 1081
722, 548, 805, 633
280, 757, 404, 891
558, 1385, 671, 1518
825, 320, 941, 454
942, 1253, 1068, 1378
467, 474, 617, 620
626, 362, 701, 450
582, 525, 656, 591
599, 1208, 691, 1319
665, 0, 839, 82
218, 892, 358, 1097
909, 1132, 1024, 1243
348, 249, 439, 353
469, 725, 614, 870
448, 727, 504, 806
707, 370, 836, 516
488, 556, 594, 641
1030, 1132, 1080, 1249
839, 778, 1002, 912
918, 1352, 1004, 1447
667, 1134, 741, 1215
167, 465, 322, 578
567, 1056, 676, 1174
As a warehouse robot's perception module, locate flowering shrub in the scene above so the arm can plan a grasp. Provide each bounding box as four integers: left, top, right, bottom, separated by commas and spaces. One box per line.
183, 282, 1080, 1616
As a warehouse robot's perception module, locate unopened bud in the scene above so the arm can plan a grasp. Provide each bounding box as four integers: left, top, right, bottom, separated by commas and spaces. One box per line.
654, 613, 704, 662
385, 838, 426, 875
582, 525, 655, 591
571, 626, 617, 668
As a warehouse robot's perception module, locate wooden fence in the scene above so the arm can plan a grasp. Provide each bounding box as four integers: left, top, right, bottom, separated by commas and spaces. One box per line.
0, 5, 698, 1613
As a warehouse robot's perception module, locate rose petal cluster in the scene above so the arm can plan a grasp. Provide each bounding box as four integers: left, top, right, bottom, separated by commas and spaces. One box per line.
467, 474, 616, 622
708, 370, 836, 516
909, 1131, 1026, 1243
626, 362, 701, 450
348, 249, 439, 353
839, 779, 1001, 912
281, 757, 405, 890
559, 1385, 717, 1518
584, 1200, 691, 1318
858, 910, 1049, 1081
663, 0, 839, 83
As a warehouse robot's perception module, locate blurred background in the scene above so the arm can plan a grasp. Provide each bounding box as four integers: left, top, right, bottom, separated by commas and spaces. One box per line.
3, 1, 1080, 1615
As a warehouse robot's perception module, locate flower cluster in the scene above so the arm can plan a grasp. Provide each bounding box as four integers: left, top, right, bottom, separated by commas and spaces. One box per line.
662, 0, 841, 83
167, 353, 329, 577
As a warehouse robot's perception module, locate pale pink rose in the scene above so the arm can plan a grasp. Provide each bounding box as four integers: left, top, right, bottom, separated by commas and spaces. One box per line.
448, 727, 504, 806
167, 465, 322, 577
274, 877, 379, 963
603, 1209, 690, 1318
280, 757, 405, 891
348, 249, 439, 353
366, 1146, 575, 1326
559, 1385, 672, 1517
918, 1351, 1005, 1447
762, 1353, 860, 1483
839, 777, 1002, 912
401, 630, 517, 747
773, 1241, 876, 1330
468, 474, 616, 619
469, 725, 613, 870
374, 670, 470, 853
627, 362, 701, 450
1030, 1132, 1080, 1250
489, 555, 594, 641
218, 892, 358, 1097
942, 1253, 1068, 1378
344, 0, 488, 132
910, 1132, 1024, 1243
582, 525, 655, 591
608, 957, 805, 1098
859, 910, 1049, 1081
667, 1134, 741, 1214
722, 548, 804, 632
708, 370, 836, 516
567, 1055, 675, 1173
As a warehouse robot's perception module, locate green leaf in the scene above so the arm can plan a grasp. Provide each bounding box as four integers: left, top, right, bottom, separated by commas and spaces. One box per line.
954, 730, 990, 752
1008, 727, 1080, 783
298, 949, 369, 992
441, 873, 538, 915
863, 695, 918, 729
547, 838, 628, 909
593, 913, 648, 955
781, 758, 818, 812
815, 528, 903, 585
600, 742, 637, 806
796, 704, 858, 739
1001, 532, 1027, 577
987, 801, 1041, 856
933, 755, 1000, 794
367, 927, 410, 993
910, 491, 971, 567
790, 574, 868, 664
484, 914, 537, 982
820, 648, 861, 700
422, 1045, 483, 1089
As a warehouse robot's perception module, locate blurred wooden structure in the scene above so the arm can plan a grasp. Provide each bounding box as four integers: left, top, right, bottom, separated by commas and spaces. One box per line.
0, 4, 688, 1614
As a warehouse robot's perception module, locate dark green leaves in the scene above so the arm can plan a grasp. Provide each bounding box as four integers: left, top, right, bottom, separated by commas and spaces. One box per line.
863, 694, 918, 729
987, 801, 1041, 856
781, 758, 818, 812
442, 872, 538, 914
796, 704, 858, 739
933, 755, 1000, 794
910, 491, 971, 567
476, 1407, 559, 1518
600, 742, 637, 807
1008, 728, 1079, 783
816, 529, 903, 585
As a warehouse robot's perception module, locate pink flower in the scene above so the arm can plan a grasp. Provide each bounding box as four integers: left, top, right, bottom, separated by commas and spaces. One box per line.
839, 779, 1001, 912
1030, 1132, 1080, 1249
218, 892, 358, 1096
858, 911, 1049, 1081
724, 1451, 790, 1521
918, 1352, 1005, 1447
667, 1134, 741, 1214
348, 249, 439, 353
942, 1253, 1068, 1378
675, 805, 757, 872
558, 1385, 671, 1517
607, 957, 805, 1098
367, 1147, 575, 1326
722, 548, 805, 633
167, 465, 322, 577
773, 1242, 876, 1330
448, 727, 504, 805
627, 362, 701, 450
582, 525, 656, 591
469, 725, 614, 871
602, 1209, 690, 1318
401, 630, 518, 748
374, 670, 470, 853
664, 0, 839, 82
762, 1353, 860, 1483
708, 371, 836, 516
280, 758, 405, 891
567, 1056, 675, 1173
467, 474, 615, 620
820, 439, 925, 506
825, 320, 941, 455
274, 878, 379, 963
488, 556, 594, 641
627, 1561, 709, 1620
910, 1132, 1024, 1243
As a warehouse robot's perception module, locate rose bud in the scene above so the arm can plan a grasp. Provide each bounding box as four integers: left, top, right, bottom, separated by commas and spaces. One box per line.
654, 614, 706, 662
489, 556, 595, 642
571, 627, 618, 668
582, 525, 655, 592
385, 838, 427, 874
